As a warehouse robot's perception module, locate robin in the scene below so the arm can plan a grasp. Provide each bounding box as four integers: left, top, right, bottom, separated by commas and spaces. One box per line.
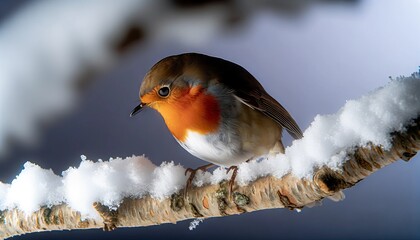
131, 53, 303, 195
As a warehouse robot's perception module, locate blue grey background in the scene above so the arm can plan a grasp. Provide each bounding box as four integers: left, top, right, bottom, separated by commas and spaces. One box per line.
1, 1, 419, 239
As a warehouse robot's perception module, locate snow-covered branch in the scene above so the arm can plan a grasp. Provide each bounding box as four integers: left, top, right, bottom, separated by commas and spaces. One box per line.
0, 76, 419, 239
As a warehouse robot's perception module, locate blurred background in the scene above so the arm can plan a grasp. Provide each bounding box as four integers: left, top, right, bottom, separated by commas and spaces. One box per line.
0, 0, 419, 239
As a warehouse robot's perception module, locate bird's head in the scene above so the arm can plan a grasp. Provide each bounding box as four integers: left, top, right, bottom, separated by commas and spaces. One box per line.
130, 53, 222, 141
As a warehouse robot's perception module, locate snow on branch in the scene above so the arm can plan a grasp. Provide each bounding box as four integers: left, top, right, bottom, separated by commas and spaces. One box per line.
0, 75, 419, 239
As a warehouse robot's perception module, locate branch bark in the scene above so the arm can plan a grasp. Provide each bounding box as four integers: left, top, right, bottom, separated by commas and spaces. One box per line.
1, 117, 419, 239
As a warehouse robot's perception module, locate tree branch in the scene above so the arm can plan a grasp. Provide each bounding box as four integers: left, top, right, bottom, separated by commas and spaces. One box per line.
0, 115, 419, 239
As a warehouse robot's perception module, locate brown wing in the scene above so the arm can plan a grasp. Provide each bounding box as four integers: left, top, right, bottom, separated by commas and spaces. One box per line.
235, 88, 303, 140
207, 56, 303, 139
185, 53, 303, 139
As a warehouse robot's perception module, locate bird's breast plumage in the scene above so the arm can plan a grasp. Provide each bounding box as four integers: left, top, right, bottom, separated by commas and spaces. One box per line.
150, 86, 221, 142
179, 129, 251, 167
172, 87, 283, 167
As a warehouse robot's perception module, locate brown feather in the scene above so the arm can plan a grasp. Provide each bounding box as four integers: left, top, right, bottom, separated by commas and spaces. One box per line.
235, 89, 303, 140
183, 53, 303, 140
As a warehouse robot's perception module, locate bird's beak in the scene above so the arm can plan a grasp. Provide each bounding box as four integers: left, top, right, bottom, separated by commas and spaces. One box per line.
130, 103, 145, 117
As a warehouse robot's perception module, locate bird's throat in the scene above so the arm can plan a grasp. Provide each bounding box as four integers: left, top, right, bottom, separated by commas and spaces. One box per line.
155, 87, 221, 142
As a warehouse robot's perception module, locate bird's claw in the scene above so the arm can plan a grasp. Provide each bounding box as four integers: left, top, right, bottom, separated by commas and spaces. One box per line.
184, 169, 197, 197
185, 167, 194, 176
226, 166, 238, 199
184, 164, 214, 197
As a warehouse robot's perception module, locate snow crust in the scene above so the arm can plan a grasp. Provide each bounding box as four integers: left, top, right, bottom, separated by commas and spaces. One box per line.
0, 76, 419, 217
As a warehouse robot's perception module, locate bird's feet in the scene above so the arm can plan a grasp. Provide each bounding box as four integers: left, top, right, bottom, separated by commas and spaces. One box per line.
184, 163, 214, 197
226, 166, 238, 198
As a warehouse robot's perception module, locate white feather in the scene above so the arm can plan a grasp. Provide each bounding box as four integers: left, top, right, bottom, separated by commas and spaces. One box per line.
180, 130, 251, 167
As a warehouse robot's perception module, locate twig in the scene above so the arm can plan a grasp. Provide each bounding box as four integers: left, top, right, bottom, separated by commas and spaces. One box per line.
0, 117, 418, 239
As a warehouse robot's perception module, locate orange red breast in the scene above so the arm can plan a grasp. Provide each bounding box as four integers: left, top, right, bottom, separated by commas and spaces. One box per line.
141, 85, 221, 142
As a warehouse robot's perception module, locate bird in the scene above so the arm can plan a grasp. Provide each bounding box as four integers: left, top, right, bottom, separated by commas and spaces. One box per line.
130, 53, 303, 196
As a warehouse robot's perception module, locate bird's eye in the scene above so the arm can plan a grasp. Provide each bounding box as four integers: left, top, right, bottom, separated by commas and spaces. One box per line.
158, 86, 170, 97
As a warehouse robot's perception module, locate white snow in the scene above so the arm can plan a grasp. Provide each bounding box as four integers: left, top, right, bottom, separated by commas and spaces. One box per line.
62, 156, 156, 217
149, 162, 187, 200
189, 218, 204, 230
1, 162, 63, 214
286, 75, 420, 178
0, 75, 419, 217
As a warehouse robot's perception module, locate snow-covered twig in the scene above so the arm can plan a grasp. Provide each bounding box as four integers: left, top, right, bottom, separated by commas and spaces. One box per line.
0, 122, 418, 238
0, 76, 419, 239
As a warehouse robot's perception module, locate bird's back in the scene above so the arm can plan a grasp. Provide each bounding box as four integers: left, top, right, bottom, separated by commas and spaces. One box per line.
179, 53, 303, 140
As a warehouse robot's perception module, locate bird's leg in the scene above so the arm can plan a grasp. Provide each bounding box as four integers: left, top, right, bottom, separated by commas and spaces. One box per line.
226, 166, 239, 198
184, 163, 214, 196
226, 159, 253, 198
